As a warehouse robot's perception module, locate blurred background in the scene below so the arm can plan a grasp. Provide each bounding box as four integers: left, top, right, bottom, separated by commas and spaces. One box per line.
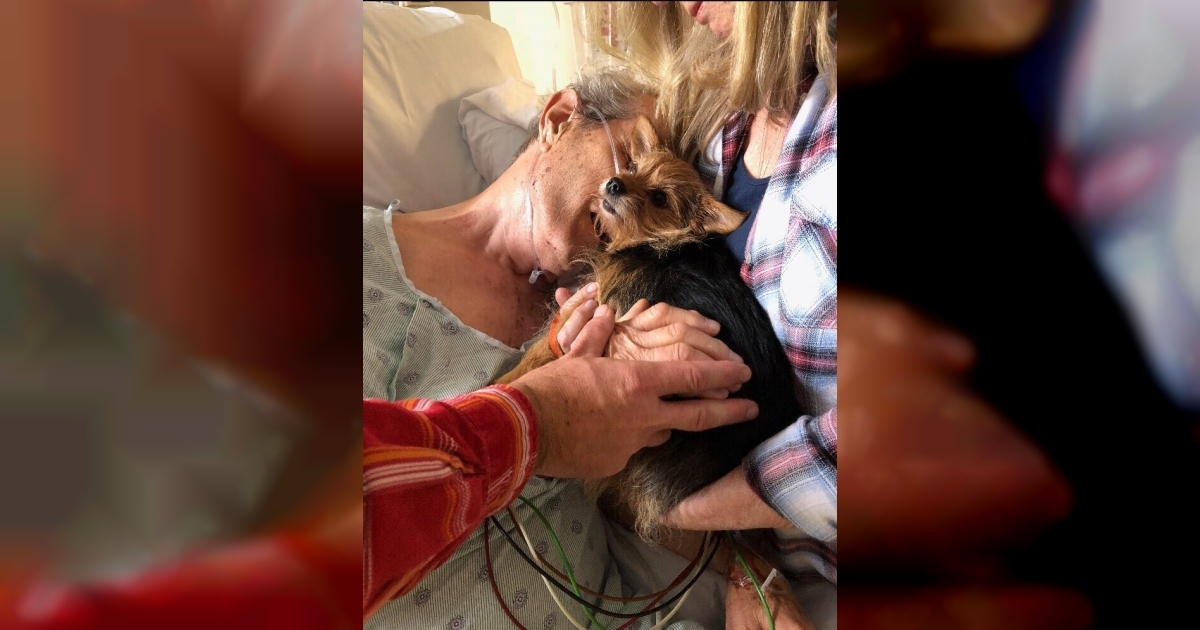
1, 1, 604, 628
840, 0, 1199, 626
2, 0, 362, 627
2, 0, 1198, 627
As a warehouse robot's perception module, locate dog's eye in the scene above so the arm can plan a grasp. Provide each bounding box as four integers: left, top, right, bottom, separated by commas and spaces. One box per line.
649, 189, 668, 207
626, 160, 637, 174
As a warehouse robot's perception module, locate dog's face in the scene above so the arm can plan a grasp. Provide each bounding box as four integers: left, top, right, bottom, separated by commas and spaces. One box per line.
593, 116, 746, 252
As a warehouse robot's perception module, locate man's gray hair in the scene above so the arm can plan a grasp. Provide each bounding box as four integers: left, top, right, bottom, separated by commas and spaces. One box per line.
517, 65, 655, 155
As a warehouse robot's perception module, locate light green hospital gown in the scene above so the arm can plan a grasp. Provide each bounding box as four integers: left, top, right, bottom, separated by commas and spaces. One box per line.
363, 205, 707, 630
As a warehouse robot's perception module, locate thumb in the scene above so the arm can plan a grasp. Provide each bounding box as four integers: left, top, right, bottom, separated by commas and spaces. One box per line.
555, 287, 575, 309
565, 305, 615, 357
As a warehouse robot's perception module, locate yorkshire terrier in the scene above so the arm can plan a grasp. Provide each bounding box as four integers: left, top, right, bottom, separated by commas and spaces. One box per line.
496, 116, 803, 542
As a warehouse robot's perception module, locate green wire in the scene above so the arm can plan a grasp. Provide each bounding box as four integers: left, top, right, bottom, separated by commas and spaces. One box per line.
517, 495, 609, 630
732, 545, 775, 630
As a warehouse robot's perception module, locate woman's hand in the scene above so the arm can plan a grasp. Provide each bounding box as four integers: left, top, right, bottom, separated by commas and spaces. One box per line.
662, 466, 790, 531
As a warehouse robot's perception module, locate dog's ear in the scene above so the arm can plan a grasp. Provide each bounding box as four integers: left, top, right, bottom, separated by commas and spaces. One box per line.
701, 197, 748, 235
630, 116, 658, 159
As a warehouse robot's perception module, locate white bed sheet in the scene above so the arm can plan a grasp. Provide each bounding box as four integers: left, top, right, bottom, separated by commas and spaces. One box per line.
362, 3, 523, 211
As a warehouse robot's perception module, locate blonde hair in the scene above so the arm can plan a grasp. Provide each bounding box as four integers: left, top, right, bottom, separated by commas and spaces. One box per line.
585, 2, 836, 166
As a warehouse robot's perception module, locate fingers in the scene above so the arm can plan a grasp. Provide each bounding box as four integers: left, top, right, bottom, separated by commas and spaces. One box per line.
564, 305, 615, 358
558, 282, 598, 315
636, 322, 741, 362
554, 287, 574, 309
655, 397, 759, 433
637, 361, 759, 433
556, 283, 600, 353
639, 360, 752, 399
557, 300, 598, 354
618, 298, 651, 322
625, 301, 721, 336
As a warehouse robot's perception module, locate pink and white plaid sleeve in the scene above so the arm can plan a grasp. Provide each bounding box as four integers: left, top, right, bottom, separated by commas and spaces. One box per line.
701, 78, 838, 582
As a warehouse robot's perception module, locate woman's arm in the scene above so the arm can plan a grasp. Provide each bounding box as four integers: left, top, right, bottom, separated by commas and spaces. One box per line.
659, 292, 983, 572
742, 408, 837, 539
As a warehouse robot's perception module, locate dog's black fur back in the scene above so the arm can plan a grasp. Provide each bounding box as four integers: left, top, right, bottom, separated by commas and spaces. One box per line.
593, 235, 803, 538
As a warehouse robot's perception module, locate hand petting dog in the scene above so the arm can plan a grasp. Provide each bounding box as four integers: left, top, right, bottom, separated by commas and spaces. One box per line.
554, 284, 742, 400
662, 465, 791, 531
510, 303, 759, 480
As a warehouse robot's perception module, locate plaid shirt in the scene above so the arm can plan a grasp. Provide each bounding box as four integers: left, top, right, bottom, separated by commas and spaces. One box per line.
362, 385, 537, 619
698, 76, 838, 583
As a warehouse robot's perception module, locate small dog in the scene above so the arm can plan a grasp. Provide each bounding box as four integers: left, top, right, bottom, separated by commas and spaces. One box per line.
496, 117, 803, 542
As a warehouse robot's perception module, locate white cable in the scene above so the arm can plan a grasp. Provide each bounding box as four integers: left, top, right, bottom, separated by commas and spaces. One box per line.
648, 581, 693, 630
525, 190, 544, 284
646, 531, 709, 630
525, 143, 545, 284
509, 510, 592, 630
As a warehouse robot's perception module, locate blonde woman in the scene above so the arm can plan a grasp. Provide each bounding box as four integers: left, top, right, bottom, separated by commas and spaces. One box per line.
584, 2, 837, 629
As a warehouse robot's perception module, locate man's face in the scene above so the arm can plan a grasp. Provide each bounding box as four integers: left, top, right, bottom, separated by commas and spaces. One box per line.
529, 99, 655, 275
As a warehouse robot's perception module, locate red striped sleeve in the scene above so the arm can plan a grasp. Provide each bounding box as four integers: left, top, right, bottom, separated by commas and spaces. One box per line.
361, 385, 538, 619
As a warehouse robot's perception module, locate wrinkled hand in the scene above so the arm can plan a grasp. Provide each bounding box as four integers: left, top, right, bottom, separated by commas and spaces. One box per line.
510, 305, 760, 480
839, 287, 1093, 630
662, 465, 790, 531
609, 299, 739, 364
552, 286, 741, 399
554, 288, 738, 364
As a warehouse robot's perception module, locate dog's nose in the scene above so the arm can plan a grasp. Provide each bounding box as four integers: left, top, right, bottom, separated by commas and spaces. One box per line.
605, 177, 626, 196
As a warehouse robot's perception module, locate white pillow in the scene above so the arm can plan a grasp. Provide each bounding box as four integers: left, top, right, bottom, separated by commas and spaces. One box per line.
458, 78, 539, 185
362, 4, 522, 211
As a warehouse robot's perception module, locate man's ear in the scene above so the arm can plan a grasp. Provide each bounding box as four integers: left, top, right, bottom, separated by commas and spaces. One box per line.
537, 89, 581, 148
630, 115, 659, 159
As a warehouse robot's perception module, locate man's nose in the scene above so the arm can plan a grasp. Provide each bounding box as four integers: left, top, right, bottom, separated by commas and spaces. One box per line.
606, 177, 626, 196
